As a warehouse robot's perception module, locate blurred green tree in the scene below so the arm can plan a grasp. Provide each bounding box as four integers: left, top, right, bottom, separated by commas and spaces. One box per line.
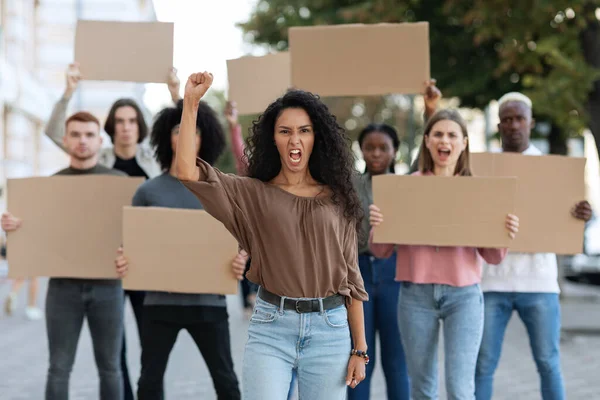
202, 89, 239, 173
239, 1, 600, 155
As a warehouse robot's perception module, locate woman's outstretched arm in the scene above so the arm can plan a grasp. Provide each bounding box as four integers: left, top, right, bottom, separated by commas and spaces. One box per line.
176, 71, 214, 182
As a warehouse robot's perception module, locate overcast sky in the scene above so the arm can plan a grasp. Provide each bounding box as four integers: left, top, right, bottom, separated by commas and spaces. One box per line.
144, 0, 264, 112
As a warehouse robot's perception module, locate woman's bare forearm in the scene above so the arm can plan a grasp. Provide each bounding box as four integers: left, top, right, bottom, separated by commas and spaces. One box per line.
175, 98, 202, 181
347, 300, 367, 352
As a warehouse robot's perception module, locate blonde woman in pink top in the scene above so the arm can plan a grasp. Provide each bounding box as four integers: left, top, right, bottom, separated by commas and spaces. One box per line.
368, 109, 520, 400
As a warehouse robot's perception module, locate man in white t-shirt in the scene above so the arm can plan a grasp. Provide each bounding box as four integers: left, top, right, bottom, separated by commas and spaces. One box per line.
475, 92, 593, 400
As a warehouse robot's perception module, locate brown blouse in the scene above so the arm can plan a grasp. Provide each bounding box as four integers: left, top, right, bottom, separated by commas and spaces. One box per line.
180, 158, 368, 304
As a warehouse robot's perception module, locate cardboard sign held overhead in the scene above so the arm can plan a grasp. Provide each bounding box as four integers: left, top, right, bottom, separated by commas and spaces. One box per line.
227, 52, 291, 115
289, 22, 430, 97
6, 175, 144, 279
471, 152, 586, 254
372, 175, 517, 248
75, 20, 174, 83
122, 207, 239, 295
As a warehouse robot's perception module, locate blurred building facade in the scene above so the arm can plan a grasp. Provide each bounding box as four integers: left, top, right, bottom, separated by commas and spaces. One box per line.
0, 0, 156, 211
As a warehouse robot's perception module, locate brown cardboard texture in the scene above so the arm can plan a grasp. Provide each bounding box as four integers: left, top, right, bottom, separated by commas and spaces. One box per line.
289, 22, 430, 96
471, 152, 586, 254
75, 20, 174, 83
6, 175, 144, 279
372, 175, 517, 248
227, 52, 291, 115
122, 207, 239, 295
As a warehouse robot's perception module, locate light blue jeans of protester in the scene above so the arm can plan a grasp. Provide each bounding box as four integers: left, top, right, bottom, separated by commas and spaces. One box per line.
242, 290, 351, 400
398, 282, 484, 400
475, 292, 564, 400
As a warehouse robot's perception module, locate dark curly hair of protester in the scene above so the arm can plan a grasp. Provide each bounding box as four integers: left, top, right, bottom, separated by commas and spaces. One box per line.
151, 100, 226, 170
243, 89, 363, 230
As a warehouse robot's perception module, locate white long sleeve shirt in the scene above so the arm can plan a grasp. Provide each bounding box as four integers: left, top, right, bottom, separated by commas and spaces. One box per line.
480, 144, 560, 293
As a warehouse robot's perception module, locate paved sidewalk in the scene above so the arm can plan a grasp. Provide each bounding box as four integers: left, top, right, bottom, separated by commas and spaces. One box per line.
0, 278, 599, 399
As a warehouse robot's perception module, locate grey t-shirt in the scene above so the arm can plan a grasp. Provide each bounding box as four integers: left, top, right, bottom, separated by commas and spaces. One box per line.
131, 172, 227, 307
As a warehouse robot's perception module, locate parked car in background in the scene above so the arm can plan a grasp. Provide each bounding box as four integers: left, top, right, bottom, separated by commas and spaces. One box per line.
563, 215, 600, 287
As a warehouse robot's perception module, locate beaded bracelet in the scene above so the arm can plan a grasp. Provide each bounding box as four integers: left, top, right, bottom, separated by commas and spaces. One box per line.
351, 349, 370, 365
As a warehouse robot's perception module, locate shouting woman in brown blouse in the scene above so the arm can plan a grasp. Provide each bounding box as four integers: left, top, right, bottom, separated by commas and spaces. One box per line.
175, 72, 369, 399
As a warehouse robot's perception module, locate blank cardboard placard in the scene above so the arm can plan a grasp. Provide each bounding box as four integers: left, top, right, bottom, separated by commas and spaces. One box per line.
227, 52, 291, 115
471, 152, 586, 254
75, 20, 174, 83
6, 175, 144, 279
372, 175, 517, 248
122, 207, 239, 295
289, 22, 430, 96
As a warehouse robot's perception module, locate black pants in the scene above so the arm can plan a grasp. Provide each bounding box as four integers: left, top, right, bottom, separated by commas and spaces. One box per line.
137, 305, 240, 400
121, 290, 145, 400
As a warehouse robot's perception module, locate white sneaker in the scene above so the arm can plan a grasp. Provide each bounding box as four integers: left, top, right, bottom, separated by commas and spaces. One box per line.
4, 292, 17, 316
25, 306, 43, 320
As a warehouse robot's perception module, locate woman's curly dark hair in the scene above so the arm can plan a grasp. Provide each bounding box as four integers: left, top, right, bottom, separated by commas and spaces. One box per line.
243, 89, 363, 230
151, 100, 226, 170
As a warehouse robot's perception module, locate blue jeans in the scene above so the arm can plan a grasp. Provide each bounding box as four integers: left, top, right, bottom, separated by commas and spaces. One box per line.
45, 278, 124, 400
398, 282, 483, 400
475, 292, 564, 400
287, 370, 297, 399
348, 253, 409, 400
242, 289, 351, 400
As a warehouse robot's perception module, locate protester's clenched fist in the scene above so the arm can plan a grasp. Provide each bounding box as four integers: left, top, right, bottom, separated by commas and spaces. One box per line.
115, 247, 129, 278
423, 78, 441, 111
224, 101, 239, 127
66, 62, 82, 94
231, 249, 249, 281
167, 67, 180, 97
1, 212, 22, 232
184, 71, 213, 104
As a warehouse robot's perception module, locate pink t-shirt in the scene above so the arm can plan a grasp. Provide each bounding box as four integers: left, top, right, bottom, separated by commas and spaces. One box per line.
368, 171, 507, 287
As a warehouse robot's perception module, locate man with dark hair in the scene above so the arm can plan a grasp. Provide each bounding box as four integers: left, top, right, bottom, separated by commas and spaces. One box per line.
114, 100, 242, 400
44, 63, 177, 179
1, 111, 127, 400
43, 63, 248, 400
102, 98, 153, 177
43, 63, 181, 400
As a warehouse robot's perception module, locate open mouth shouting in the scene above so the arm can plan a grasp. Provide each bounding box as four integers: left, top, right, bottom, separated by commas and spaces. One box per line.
437, 148, 451, 162
289, 149, 302, 164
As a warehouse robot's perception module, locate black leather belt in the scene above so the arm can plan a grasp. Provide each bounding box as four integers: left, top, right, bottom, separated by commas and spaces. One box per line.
258, 287, 345, 313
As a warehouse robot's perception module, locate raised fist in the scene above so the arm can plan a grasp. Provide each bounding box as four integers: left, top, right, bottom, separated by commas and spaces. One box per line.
66, 62, 82, 94
184, 71, 214, 104
167, 67, 180, 97
224, 101, 239, 127
423, 78, 441, 111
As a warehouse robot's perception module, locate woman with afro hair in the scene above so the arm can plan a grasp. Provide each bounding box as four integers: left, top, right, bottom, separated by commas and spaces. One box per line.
176, 72, 369, 400
114, 98, 246, 400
